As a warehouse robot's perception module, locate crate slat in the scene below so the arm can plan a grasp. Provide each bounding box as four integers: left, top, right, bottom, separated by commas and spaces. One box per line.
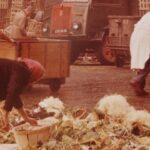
0, 0, 9, 9
138, 0, 150, 15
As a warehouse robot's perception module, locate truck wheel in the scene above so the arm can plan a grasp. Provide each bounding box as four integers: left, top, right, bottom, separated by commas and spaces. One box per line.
49, 79, 61, 92
98, 46, 115, 65
97, 36, 116, 65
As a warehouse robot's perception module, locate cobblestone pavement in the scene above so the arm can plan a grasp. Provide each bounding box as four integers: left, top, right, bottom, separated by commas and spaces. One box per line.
22, 64, 150, 112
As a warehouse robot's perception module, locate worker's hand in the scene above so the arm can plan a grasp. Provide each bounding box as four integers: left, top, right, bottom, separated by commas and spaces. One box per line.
25, 117, 38, 126
1, 110, 12, 131
17, 107, 38, 126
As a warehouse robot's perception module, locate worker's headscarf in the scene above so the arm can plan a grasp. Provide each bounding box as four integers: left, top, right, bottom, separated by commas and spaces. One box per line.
18, 58, 45, 83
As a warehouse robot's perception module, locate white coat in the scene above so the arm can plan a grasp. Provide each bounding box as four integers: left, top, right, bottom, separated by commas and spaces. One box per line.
130, 12, 150, 69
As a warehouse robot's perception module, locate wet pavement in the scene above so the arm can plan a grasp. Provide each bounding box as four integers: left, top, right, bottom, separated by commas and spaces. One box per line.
22, 64, 150, 112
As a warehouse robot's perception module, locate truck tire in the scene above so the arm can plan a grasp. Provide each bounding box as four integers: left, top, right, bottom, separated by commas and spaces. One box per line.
97, 36, 116, 65
97, 45, 115, 65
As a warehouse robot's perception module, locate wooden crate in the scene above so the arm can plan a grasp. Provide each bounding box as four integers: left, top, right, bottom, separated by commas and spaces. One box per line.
0, 9, 10, 29
19, 39, 70, 78
0, 0, 9, 9
0, 39, 70, 79
107, 36, 130, 47
139, 0, 150, 10
130, 0, 150, 16
108, 16, 140, 38
26, 19, 44, 37
11, 0, 24, 6
108, 16, 139, 47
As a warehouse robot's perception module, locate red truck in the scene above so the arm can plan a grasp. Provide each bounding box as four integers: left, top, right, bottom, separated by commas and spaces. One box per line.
49, 0, 140, 64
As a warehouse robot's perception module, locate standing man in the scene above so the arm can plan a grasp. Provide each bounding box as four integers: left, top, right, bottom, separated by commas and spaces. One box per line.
0, 58, 45, 130
2, 5, 34, 39
130, 12, 150, 96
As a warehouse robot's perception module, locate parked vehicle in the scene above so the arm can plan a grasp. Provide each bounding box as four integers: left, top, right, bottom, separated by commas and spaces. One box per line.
49, 0, 131, 64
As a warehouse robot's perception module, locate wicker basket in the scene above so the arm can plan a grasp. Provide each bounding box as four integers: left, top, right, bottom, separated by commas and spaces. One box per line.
13, 117, 59, 150
26, 19, 44, 37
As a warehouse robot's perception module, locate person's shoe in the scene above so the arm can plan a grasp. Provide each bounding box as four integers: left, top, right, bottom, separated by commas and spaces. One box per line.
135, 90, 148, 96
141, 90, 149, 96
130, 80, 142, 92
130, 80, 148, 96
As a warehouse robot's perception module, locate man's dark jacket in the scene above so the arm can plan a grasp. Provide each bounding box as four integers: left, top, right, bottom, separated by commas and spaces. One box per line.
0, 58, 30, 111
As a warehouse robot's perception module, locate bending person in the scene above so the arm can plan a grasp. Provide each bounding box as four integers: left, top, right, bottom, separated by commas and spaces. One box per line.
0, 58, 45, 130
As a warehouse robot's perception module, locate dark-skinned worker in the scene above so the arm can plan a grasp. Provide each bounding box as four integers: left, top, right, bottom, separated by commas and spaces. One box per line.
0, 58, 45, 130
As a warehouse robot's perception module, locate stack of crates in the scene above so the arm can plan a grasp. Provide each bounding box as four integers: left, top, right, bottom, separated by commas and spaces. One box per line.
131, 0, 150, 16
108, 16, 140, 48
0, 9, 8, 28
26, 19, 44, 37
0, 0, 9, 9
0, 0, 10, 28
106, 15, 140, 66
138, 0, 150, 16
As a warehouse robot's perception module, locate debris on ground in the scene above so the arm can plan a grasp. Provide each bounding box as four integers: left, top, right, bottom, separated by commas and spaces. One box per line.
0, 95, 150, 150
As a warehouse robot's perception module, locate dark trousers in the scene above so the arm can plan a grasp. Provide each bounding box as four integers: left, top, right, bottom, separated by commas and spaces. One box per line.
133, 58, 150, 89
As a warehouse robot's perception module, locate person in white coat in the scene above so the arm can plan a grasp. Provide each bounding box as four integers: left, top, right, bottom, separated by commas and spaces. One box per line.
130, 12, 150, 96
